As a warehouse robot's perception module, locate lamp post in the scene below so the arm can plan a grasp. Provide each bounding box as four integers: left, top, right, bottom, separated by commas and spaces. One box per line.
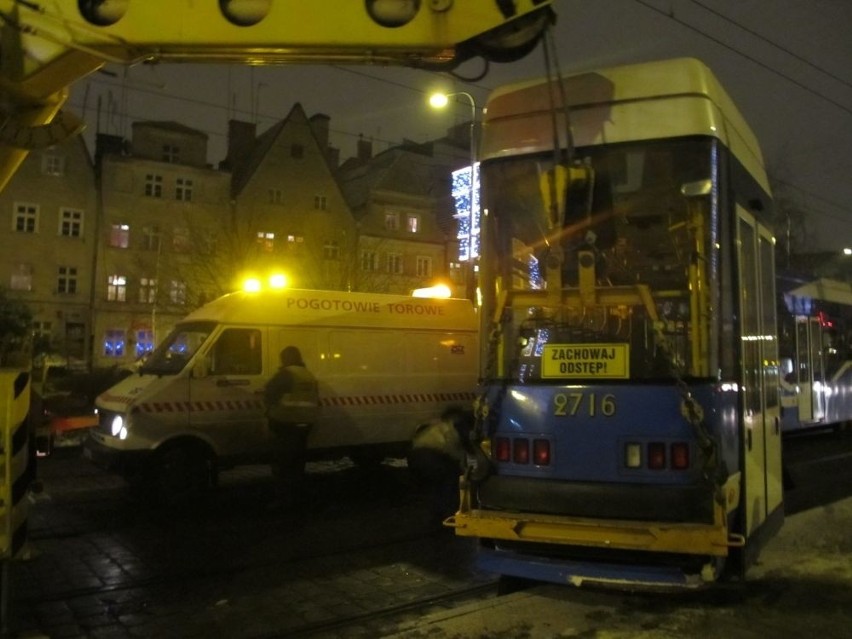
429, 91, 478, 300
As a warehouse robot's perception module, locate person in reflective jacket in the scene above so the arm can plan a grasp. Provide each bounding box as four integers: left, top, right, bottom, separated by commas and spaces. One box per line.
408, 408, 473, 528
264, 346, 319, 506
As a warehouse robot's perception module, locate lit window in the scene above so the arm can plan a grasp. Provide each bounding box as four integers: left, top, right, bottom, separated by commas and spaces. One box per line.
144, 174, 163, 197
109, 223, 130, 248
103, 329, 125, 358
407, 215, 420, 233
286, 235, 304, 251
107, 274, 127, 301
57, 266, 78, 294
59, 208, 83, 237
170, 280, 187, 305
136, 330, 154, 358
257, 231, 275, 252
13, 203, 38, 233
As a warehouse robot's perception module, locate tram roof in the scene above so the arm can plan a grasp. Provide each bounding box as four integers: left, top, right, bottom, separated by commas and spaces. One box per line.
482, 57, 769, 194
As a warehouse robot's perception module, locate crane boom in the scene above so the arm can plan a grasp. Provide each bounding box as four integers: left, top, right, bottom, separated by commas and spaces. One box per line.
0, 0, 555, 189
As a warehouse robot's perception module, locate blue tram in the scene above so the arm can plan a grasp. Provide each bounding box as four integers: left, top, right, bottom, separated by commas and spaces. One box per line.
778, 276, 852, 433
450, 58, 786, 588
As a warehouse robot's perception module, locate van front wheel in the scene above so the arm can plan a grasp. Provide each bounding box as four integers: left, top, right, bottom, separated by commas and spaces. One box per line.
152, 445, 211, 505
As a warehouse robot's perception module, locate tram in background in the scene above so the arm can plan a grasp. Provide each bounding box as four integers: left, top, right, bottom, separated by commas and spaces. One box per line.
450, 57, 785, 588
777, 276, 852, 433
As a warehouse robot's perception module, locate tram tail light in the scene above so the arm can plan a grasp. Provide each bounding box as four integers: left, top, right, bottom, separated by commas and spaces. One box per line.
513, 439, 530, 464
494, 436, 552, 466
647, 442, 666, 470
533, 439, 551, 465
494, 437, 510, 462
671, 442, 690, 469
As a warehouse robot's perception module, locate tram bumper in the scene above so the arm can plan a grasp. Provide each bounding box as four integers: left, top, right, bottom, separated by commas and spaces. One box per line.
446, 474, 743, 589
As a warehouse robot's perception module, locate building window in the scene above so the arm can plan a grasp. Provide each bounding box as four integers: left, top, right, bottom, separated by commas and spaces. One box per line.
10, 263, 33, 291
172, 227, 191, 252
286, 234, 304, 251
170, 280, 187, 305
290, 144, 304, 159
449, 261, 463, 284
142, 225, 160, 251
59, 208, 83, 237
360, 251, 378, 272
387, 253, 403, 275
103, 329, 126, 358
57, 266, 78, 294
144, 174, 163, 197
136, 330, 154, 358
42, 154, 65, 176
107, 274, 127, 301
269, 188, 284, 204
323, 240, 339, 260
314, 195, 327, 210
109, 223, 130, 248
416, 256, 432, 278
407, 214, 420, 233
257, 231, 275, 252
13, 203, 38, 233
175, 177, 193, 201
139, 277, 157, 303
162, 145, 180, 163
384, 212, 399, 231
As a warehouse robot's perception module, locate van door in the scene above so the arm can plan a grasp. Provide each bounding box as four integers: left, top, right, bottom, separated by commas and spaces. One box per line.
188, 327, 268, 460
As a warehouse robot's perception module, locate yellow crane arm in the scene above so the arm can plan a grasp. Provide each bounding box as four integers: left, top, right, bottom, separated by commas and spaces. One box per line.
0, 0, 555, 188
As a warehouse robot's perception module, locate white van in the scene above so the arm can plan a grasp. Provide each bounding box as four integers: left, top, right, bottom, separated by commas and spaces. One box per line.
84, 288, 478, 499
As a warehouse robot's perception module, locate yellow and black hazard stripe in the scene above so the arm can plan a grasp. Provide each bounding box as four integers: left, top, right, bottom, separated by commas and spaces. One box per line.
105, 391, 477, 414
0, 370, 32, 559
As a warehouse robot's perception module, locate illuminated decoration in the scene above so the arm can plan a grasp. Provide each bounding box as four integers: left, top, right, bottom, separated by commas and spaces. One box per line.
451, 162, 480, 262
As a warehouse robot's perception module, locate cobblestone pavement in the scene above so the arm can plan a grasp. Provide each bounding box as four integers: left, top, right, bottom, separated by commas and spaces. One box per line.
5, 449, 493, 639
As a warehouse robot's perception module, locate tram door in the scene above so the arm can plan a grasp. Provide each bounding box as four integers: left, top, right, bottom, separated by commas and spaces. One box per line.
737, 211, 783, 536
795, 316, 825, 424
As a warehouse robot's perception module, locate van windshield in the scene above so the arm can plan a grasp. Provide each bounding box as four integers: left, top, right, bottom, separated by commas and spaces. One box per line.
140, 321, 215, 376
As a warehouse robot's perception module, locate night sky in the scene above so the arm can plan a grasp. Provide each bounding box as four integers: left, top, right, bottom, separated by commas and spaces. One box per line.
68, 0, 851, 252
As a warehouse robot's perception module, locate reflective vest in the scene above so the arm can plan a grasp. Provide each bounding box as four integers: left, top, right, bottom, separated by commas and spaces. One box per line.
268, 365, 319, 424
411, 419, 466, 467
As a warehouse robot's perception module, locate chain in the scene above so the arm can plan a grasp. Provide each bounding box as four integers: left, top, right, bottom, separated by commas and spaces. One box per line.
651, 323, 725, 494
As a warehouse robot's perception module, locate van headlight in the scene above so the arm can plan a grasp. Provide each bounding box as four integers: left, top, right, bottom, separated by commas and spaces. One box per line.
110, 415, 128, 440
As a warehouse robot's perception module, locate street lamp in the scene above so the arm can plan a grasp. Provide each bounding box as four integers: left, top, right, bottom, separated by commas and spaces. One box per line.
429, 91, 478, 299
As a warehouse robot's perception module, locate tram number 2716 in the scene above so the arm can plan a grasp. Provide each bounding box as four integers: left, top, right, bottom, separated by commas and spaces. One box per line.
553, 392, 616, 417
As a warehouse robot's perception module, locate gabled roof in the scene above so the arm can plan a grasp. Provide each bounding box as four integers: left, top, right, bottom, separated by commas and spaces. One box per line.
230, 103, 334, 198
339, 144, 457, 218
